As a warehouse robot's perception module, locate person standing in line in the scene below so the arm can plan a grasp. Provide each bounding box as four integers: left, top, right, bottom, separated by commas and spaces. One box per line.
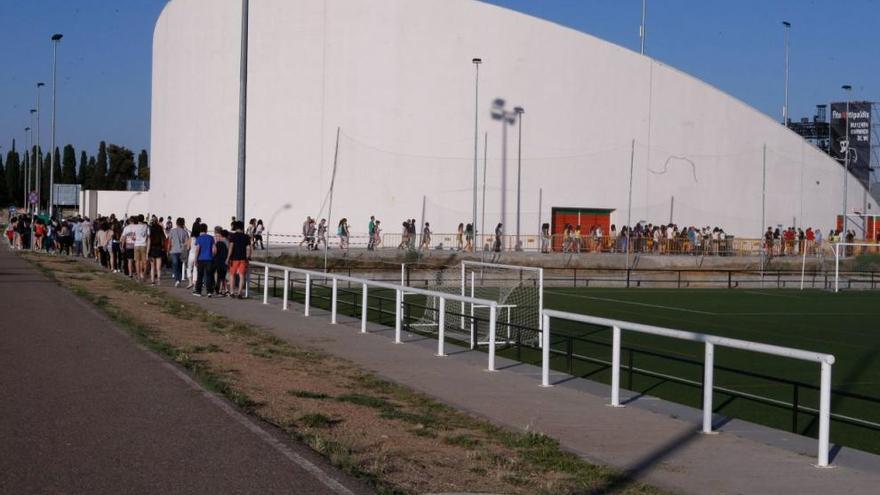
95, 222, 109, 267
367, 216, 376, 251
185, 223, 200, 289
373, 220, 382, 249
148, 217, 167, 285
228, 220, 252, 299
420, 222, 432, 251
494, 223, 503, 252
213, 227, 230, 296
254, 219, 265, 250
193, 223, 216, 297
72, 217, 83, 256
168, 217, 189, 287
316, 219, 327, 250
130, 215, 150, 282
300, 216, 312, 248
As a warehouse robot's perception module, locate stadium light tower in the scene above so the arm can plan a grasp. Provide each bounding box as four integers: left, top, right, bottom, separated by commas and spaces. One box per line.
491, 99, 517, 237
24, 126, 31, 210
514, 106, 524, 248
841, 84, 852, 233
782, 21, 791, 126
35, 84, 44, 213
472, 57, 482, 251
49, 33, 63, 219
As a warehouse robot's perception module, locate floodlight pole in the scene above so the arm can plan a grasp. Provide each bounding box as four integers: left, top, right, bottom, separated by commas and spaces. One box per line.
49, 34, 63, 219
640, 0, 647, 55
235, 0, 249, 223
24, 127, 31, 210
35, 85, 43, 213
472, 58, 481, 252
782, 22, 791, 126
514, 106, 524, 247
625, 139, 635, 283
841, 85, 852, 234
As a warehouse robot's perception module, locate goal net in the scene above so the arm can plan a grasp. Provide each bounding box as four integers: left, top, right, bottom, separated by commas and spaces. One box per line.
833, 242, 880, 292
401, 261, 543, 348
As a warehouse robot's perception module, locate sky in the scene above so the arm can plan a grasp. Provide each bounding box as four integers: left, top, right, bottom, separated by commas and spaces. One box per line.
1, 0, 877, 159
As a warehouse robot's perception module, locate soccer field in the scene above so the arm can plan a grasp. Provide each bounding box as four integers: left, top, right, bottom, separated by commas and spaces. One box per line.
526, 288, 880, 455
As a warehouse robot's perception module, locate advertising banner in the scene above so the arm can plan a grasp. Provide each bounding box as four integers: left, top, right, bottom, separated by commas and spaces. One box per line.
830, 101, 872, 186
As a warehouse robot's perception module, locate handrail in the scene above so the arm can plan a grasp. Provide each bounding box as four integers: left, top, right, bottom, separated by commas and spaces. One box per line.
249, 260, 500, 370
540, 308, 835, 467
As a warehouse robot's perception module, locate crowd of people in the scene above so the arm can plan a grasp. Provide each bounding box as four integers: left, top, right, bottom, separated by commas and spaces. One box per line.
5, 213, 259, 298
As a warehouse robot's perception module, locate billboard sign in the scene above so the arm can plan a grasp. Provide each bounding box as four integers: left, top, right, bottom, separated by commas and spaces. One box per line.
53, 184, 81, 206
830, 101, 872, 186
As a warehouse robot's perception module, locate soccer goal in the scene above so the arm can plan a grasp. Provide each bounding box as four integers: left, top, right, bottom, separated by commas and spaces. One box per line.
833, 242, 880, 292
400, 261, 543, 348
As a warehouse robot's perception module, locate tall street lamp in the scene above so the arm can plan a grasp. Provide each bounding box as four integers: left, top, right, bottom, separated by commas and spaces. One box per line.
49, 33, 63, 219
841, 84, 852, 233
35, 83, 44, 213
235, 0, 249, 223
640, 0, 647, 55
491, 99, 517, 237
782, 21, 791, 126
472, 57, 482, 251
514, 106, 524, 248
24, 126, 31, 209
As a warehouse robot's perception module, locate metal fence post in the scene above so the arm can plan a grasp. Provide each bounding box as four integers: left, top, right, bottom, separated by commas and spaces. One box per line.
304, 273, 311, 316
611, 325, 622, 407
282, 269, 289, 311
436, 297, 446, 356
394, 289, 402, 344
541, 313, 551, 387
361, 283, 368, 333
262, 265, 269, 305
487, 304, 497, 371
817, 360, 833, 467
702, 342, 715, 433
331, 277, 338, 324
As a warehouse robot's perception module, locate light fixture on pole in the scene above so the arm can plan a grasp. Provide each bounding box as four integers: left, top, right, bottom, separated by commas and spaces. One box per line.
472, 57, 482, 251
491, 99, 517, 237
841, 84, 852, 234
49, 33, 63, 219
513, 106, 524, 249
782, 21, 791, 126
35, 84, 44, 213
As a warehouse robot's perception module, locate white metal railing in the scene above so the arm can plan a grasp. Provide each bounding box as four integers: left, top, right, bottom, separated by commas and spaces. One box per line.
540, 309, 836, 468
248, 261, 501, 370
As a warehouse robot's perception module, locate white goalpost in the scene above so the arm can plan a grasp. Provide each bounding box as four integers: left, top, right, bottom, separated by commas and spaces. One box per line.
400, 261, 544, 348
833, 242, 880, 292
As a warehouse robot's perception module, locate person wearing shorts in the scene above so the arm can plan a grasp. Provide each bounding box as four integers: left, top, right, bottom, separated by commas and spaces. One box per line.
148, 217, 167, 285
228, 220, 252, 299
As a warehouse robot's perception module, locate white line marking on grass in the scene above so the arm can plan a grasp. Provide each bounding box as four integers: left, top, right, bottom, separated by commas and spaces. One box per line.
545, 290, 717, 315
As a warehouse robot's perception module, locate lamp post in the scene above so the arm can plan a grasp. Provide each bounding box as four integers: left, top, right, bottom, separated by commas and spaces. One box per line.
35, 83, 44, 213
235, 0, 248, 223
49, 33, 63, 219
472, 57, 482, 251
24, 126, 31, 210
491, 99, 517, 238
782, 21, 791, 126
514, 106, 524, 248
841, 84, 852, 234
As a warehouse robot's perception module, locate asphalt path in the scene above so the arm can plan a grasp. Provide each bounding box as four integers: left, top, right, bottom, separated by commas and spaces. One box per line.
0, 247, 370, 495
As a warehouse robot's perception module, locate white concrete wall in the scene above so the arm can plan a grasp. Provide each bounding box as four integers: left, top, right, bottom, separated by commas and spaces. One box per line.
150, 0, 876, 238
79, 190, 151, 220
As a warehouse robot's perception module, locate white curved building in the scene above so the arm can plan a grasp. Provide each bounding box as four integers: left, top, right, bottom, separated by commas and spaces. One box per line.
150, 0, 876, 239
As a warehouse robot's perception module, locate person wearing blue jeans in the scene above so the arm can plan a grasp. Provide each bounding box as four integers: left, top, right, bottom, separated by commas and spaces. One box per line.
168, 217, 190, 287
193, 223, 216, 297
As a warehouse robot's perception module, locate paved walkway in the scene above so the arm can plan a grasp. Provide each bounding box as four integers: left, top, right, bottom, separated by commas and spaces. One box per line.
0, 248, 369, 495
158, 277, 880, 494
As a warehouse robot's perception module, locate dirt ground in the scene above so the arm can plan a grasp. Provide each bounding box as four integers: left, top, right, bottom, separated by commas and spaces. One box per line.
23, 253, 661, 495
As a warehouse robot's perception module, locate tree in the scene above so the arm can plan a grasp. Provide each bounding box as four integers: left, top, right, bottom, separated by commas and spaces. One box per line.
61, 144, 77, 184
93, 141, 108, 189
6, 149, 21, 207
77, 150, 89, 185
52, 147, 62, 188
137, 149, 149, 181
87, 157, 97, 189
41, 151, 51, 205
0, 152, 6, 207
107, 144, 136, 190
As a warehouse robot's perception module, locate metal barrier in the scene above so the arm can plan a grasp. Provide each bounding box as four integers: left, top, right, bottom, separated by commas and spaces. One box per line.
540, 309, 836, 467
248, 261, 501, 370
